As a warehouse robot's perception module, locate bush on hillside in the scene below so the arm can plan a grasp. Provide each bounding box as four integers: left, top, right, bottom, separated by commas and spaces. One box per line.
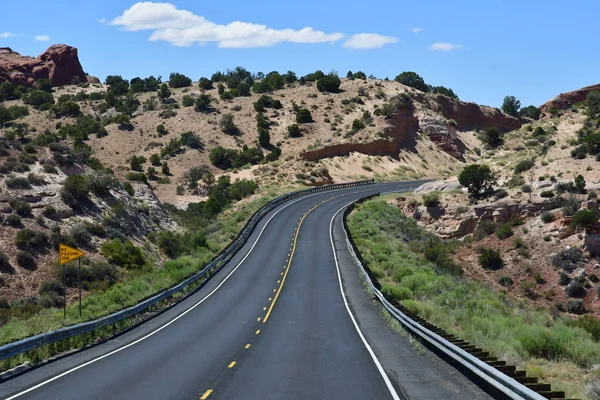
61, 175, 90, 206
100, 238, 146, 269
296, 108, 313, 123
219, 114, 237, 134
572, 209, 598, 230
168, 72, 192, 88
479, 248, 504, 270
422, 192, 440, 207
496, 223, 513, 239
514, 159, 534, 174
480, 127, 503, 148
316, 73, 341, 93
16, 251, 35, 269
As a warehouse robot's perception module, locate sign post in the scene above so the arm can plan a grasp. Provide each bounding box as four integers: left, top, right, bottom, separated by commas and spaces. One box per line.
59, 243, 86, 318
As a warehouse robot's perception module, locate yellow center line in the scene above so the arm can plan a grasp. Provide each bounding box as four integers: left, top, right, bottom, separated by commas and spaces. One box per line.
257, 317, 261, 322
263, 307, 267, 311
228, 361, 237, 368
200, 389, 213, 399
255, 329, 260, 335
245, 344, 251, 349
263, 197, 336, 323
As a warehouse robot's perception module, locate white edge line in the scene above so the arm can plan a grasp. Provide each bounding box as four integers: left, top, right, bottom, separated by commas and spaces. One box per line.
7, 183, 411, 399
5, 192, 319, 400
329, 199, 401, 400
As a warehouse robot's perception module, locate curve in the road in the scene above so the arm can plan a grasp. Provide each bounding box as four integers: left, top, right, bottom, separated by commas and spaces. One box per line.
0, 181, 489, 400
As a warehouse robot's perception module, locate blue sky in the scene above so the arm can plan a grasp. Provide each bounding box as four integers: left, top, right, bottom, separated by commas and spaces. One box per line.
1, 0, 599, 108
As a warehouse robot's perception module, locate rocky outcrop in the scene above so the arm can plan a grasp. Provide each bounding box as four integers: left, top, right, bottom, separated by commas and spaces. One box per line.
540, 83, 600, 115
419, 115, 463, 159
302, 104, 420, 161
0, 44, 90, 87
413, 180, 462, 193
301, 139, 397, 162
434, 95, 522, 132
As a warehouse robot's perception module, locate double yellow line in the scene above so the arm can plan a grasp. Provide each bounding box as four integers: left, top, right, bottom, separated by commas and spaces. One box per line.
263, 195, 342, 323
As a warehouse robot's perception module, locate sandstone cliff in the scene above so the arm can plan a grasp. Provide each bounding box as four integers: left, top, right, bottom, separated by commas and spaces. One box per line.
539, 83, 600, 115
0, 44, 92, 87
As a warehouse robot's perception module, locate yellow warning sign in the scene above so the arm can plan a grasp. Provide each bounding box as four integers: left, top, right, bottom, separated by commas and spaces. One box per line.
59, 243, 86, 265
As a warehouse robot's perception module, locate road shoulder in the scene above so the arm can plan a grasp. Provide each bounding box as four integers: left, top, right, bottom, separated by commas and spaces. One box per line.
331, 208, 492, 400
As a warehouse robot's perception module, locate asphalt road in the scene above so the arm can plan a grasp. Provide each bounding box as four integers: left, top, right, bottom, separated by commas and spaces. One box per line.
0, 181, 491, 400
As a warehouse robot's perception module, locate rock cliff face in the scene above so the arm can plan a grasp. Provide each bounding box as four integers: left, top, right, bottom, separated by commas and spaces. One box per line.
0, 44, 91, 87
300, 93, 522, 162
539, 83, 600, 115
434, 95, 522, 132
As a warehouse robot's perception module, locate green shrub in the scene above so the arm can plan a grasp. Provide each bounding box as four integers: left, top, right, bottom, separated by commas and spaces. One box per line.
5, 176, 30, 189
100, 238, 146, 269
258, 128, 270, 147
296, 108, 313, 123
9, 199, 32, 216
567, 300, 585, 314
16, 250, 35, 268
352, 119, 365, 131
288, 124, 302, 138
572, 209, 598, 230
70, 223, 92, 245
558, 271, 570, 286
0, 251, 11, 272
566, 281, 586, 298
480, 127, 503, 148
316, 73, 341, 93
422, 192, 440, 207
521, 184, 532, 193
498, 276, 513, 286
541, 211, 555, 223
496, 223, 513, 239
180, 131, 203, 149
61, 175, 90, 206
43, 205, 57, 218
182, 95, 195, 107
479, 248, 504, 270
569, 315, 600, 341
198, 77, 213, 90
23, 90, 54, 109
514, 159, 534, 174
571, 145, 587, 159
551, 247, 584, 272
540, 190, 555, 198
194, 94, 213, 112
219, 114, 237, 134
6, 213, 21, 226
168, 72, 192, 88
15, 228, 48, 248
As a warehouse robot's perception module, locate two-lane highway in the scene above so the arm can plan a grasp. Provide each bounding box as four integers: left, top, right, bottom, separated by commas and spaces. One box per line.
0, 181, 490, 400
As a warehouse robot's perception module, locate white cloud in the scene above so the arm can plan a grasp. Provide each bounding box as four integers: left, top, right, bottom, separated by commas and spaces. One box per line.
0, 32, 16, 38
343, 33, 397, 49
430, 42, 462, 51
411, 28, 423, 34
35, 35, 51, 42
97, 18, 107, 24
111, 2, 398, 49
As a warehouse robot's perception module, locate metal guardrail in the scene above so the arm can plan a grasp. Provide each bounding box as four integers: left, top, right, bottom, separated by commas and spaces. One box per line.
0, 179, 375, 361
341, 196, 548, 400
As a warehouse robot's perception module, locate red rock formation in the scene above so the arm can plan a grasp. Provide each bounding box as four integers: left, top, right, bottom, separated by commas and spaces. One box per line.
434, 95, 522, 132
0, 44, 90, 87
539, 83, 600, 115
301, 139, 397, 162
303, 92, 522, 163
